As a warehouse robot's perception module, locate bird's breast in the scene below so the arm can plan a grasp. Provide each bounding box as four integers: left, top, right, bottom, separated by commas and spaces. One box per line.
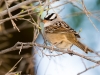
45, 33, 72, 49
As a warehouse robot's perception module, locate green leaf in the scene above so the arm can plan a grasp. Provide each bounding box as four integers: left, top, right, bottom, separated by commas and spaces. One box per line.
38, 6, 44, 16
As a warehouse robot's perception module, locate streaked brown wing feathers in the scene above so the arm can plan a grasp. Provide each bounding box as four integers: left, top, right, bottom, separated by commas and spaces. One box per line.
45, 21, 80, 38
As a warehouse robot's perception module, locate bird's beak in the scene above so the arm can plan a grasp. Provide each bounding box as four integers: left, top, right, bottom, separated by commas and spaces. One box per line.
43, 20, 47, 23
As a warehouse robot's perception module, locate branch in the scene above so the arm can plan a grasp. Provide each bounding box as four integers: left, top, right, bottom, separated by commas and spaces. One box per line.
0, 42, 100, 64
4, 0, 20, 32
0, 0, 37, 17
0, 22, 33, 36
77, 63, 100, 75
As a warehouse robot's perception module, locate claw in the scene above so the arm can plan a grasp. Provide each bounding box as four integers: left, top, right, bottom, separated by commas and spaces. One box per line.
67, 49, 73, 56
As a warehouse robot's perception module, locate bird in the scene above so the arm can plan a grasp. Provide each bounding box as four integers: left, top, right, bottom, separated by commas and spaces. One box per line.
43, 13, 93, 53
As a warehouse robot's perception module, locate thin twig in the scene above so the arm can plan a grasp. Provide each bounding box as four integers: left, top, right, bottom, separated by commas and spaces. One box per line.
4, 0, 20, 32
6, 57, 23, 73
0, 0, 37, 17
0, 42, 100, 64
77, 63, 100, 75
81, 0, 100, 32
81, 58, 87, 69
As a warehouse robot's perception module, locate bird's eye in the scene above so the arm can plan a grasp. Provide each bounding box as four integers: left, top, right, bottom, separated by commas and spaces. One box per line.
49, 19, 53, 21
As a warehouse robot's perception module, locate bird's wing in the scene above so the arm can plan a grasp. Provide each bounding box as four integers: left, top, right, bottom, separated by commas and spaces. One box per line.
45, 21, 93, 53
52, 24, 93, 53
45, 21, 80, 38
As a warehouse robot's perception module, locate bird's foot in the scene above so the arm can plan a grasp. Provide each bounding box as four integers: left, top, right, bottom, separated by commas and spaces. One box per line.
67, 49, 73, 56
50, 45, 55, 53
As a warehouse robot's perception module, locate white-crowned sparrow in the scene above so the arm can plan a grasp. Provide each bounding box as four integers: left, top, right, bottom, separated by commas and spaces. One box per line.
43, 13, 93, 53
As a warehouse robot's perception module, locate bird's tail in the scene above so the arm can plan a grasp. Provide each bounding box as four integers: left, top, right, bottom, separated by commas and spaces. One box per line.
74, 41, 93, 53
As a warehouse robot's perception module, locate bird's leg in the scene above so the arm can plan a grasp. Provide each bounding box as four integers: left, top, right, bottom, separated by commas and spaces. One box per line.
50, 44, 55, 53
67, 48, 73, 56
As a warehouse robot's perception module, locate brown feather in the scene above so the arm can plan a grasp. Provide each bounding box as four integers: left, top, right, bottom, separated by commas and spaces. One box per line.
65, 32, 93, 53
44, 21, 93, 53
74, 41, 93, 53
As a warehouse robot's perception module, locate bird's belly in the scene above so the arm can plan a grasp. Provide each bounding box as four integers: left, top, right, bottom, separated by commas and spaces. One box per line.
45, 33, 72, 49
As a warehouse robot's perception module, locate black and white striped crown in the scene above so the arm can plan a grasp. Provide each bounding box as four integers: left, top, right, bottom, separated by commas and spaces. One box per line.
44, 13, 57, 21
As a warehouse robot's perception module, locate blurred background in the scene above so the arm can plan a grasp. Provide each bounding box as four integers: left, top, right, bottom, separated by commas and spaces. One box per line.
0, 0, 100, 75
35, 0, 100, 75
